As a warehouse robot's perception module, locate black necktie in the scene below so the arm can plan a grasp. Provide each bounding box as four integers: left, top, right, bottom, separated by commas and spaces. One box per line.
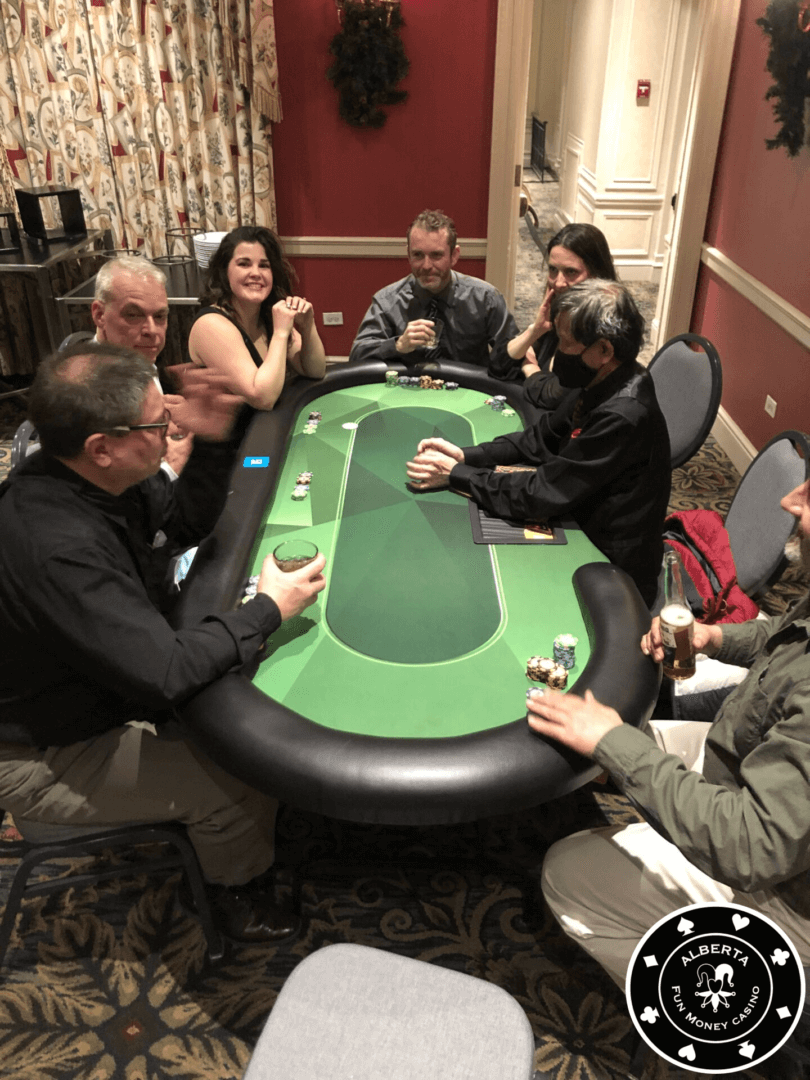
423, 298, 442, 359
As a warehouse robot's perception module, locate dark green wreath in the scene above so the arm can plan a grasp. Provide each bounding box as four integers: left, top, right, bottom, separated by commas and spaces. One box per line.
327, 1, 409, 128
757, 0, 810, 156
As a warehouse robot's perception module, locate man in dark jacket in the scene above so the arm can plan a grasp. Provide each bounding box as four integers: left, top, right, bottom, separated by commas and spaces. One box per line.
406, 279, 670, 607
0, 343, 326, 943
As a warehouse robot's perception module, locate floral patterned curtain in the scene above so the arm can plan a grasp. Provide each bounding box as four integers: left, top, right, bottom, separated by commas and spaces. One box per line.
0, 0, 280, 373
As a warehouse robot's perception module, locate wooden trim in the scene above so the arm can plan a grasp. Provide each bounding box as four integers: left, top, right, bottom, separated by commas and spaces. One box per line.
701, 245, 810, 351
654, 0, 743, 348
279, 236, 488, 259
485, 0, 534, 304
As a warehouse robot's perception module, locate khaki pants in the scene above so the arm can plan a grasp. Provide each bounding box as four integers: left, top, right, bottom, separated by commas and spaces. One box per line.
541, 722, 810, 990
0, 721, 277, 887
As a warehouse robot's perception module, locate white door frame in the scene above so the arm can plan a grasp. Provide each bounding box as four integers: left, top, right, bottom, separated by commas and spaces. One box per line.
485, 0, 534, 308
486, 0, 743, 340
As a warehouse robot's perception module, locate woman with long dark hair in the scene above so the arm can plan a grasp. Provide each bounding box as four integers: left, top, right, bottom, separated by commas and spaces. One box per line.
507, 223, 617, 415
188, 226, 326, 410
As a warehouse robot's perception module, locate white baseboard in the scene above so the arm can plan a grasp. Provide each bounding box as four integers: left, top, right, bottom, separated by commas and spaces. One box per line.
711, 405, 756, 478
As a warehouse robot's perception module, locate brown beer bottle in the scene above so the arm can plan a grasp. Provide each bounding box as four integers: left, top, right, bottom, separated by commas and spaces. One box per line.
659, 550, 696, 680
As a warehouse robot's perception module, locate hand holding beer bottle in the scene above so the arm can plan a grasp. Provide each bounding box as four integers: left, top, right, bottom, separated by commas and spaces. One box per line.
658, 551, 697, 679
641, 553, 723, 672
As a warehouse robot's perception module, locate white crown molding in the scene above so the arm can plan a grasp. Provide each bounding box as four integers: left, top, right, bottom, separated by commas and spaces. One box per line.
279, 237, 489, 259
701, 244, 810, 351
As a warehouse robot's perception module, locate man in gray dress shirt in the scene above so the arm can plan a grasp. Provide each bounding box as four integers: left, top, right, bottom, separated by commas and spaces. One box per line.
349, 209, 519, 376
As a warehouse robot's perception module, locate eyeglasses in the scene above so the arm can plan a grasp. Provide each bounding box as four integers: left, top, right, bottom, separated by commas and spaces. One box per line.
104, 410, 171, 436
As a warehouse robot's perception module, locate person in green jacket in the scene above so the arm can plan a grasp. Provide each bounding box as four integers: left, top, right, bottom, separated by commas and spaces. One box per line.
529, 476, 810, 989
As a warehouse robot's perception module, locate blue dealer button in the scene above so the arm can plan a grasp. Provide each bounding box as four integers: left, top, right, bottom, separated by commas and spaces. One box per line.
243, 456, 269, 468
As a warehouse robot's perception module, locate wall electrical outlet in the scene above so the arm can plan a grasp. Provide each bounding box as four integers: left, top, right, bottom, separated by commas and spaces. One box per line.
323, 312, 343, 326
765, 395, 777, 418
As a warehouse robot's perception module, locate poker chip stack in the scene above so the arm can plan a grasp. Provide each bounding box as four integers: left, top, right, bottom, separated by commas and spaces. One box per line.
490, 395, 507, 412
526, 654, 568, 690
553, 634, 578, 670
445, 382, 459, 391
526, 656, 556, 683
385, 370, 399, 386
241, 574, 260, 604
419, 375, 433, 389
292, 470, 313, 501
302, 411, 321, 435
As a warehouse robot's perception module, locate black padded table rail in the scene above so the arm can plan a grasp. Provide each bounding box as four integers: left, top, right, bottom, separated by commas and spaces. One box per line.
176, 361, 660, 825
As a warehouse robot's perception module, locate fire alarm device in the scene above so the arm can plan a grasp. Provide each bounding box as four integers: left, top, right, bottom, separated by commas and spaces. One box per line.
637, 80, 651, 101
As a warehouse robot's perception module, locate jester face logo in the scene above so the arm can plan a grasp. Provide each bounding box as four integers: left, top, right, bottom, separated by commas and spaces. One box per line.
695, 963, 736, 1012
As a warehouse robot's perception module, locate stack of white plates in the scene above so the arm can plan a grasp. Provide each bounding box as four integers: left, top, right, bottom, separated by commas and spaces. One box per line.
192, 231, 228, 269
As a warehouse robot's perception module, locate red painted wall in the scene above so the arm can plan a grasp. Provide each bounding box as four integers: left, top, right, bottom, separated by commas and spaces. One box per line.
693, 267, 809, 443
272, 0, 498, 355
691, 0, 810, 447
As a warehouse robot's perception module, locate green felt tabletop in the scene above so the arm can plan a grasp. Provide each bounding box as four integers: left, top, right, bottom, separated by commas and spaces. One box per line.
247, 383, 607, 738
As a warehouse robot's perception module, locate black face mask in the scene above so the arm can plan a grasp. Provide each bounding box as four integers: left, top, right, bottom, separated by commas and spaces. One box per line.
553, 348, 594, 389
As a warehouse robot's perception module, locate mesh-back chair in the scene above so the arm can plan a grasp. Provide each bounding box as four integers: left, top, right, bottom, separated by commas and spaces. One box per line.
243, 943, 535, 1080
725, 429, 810, 598
648, 333, 723, 470
0, 817, 224, 971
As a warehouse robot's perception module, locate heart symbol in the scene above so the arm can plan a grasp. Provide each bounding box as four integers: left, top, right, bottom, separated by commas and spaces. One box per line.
732, 914, 750, 931
739, 1041, 756, 1059
678, 1044, 697, 1061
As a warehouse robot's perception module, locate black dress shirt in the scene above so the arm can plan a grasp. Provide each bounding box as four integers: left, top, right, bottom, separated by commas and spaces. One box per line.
0, 442, 281, 747
449, 361, 671, 607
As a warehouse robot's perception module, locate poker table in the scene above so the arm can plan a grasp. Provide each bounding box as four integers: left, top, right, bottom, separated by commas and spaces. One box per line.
177, 360, 660, 825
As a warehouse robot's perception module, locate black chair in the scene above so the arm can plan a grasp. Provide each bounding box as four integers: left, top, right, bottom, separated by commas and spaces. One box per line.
647, 332, 723, 470
58, 330, 96, 350
8, 331, 95, 471
725, 429, 810, 598
0, 816, 224, 970
9, 419, 35, 471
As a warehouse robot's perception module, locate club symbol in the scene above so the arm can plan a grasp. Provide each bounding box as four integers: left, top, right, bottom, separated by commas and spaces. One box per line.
640, 1006, 659, 1024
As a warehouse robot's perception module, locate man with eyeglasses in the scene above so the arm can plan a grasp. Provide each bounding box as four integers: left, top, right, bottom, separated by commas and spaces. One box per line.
0, 343, 326, 943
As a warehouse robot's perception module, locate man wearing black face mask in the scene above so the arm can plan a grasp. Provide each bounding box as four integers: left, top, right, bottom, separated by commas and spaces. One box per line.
406, 279, 670, 607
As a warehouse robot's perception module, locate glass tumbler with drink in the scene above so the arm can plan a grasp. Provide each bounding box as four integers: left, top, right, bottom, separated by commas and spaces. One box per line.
273, 540, 319, 573
424, 320, 444, 350
659, 550, 696, 680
